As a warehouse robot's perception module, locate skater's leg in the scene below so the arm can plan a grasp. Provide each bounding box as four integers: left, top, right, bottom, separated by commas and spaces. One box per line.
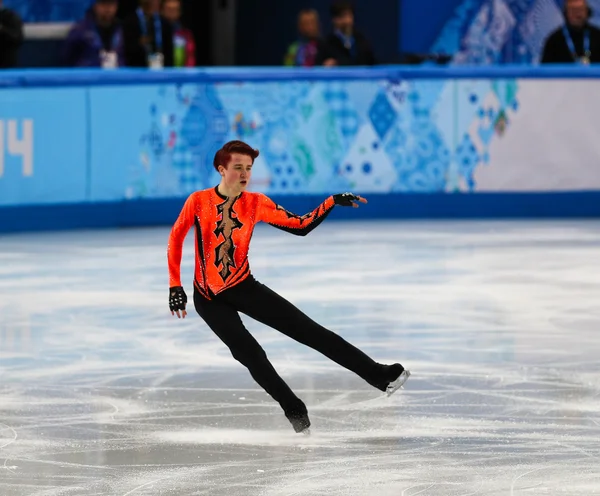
221, 278, 404, 391
193, 290, 308, 419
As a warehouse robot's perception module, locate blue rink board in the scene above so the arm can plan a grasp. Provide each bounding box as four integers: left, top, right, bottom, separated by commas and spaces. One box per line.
2, 192, 600, 234
2, 66, 600, 233
5, 66, 600, 86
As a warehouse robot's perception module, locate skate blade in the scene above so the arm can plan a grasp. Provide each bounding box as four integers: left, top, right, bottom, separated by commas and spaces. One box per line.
386, 370, 411, 397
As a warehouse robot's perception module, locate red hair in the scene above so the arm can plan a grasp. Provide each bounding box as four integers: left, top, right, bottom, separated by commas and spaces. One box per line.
213, 140, 260, 171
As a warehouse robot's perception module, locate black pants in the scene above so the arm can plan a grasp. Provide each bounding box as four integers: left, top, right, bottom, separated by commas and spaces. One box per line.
193, 276, 389, 416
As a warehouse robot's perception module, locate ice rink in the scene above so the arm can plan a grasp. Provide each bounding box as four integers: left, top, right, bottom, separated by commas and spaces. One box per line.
1, 219, 600, 495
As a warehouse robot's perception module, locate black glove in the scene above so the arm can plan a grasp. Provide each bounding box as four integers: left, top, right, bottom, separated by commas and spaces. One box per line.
333, 192, 364, 207
169, 286, 187, 313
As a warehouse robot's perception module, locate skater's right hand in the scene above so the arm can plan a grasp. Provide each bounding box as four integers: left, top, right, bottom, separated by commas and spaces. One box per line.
169, 286, 187, 319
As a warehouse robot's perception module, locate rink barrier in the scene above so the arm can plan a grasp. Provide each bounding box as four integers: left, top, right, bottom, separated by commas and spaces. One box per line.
1, 192, 600, 234
2, 65, 600, 233
5, 65, 600, 86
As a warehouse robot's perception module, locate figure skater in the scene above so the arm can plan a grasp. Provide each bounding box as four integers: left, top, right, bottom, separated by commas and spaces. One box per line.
167, 140, 410, 433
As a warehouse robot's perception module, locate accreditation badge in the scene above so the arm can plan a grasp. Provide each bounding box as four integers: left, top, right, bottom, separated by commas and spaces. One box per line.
148, 52, 164, 70
100, 50, 118, 69
581, 51, 591, 65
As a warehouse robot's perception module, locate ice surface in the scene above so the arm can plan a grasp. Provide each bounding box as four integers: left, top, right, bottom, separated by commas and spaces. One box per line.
1, 220, 600, 495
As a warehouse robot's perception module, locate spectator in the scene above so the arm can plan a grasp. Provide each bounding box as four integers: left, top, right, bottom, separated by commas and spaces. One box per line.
122, 0, 174, 68
0, 0, 24, 69
63, 0, 124, 68
284, 9, 321, 67
161, 0, 195, 67
315, 1, 375, 67
541, 0, 600, 64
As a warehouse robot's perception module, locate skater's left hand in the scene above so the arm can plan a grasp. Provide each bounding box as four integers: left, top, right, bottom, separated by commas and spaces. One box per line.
333, 192, 368, 208
169, 286, 188, 319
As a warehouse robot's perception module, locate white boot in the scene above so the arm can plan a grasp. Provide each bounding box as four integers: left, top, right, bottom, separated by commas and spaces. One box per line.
386, 369, 411, 397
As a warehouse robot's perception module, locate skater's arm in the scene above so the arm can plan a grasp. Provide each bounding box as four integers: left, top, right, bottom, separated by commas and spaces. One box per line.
167, 193, 196, 287
256, 194, 335, 236
256, 193, 367, 236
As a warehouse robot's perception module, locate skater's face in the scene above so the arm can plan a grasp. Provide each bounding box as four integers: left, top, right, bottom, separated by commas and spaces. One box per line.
218, 153, 253, 194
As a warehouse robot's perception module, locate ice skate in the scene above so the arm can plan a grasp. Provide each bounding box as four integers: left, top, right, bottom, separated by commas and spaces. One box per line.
386, 369, 411, 397
286, 411, 311, 435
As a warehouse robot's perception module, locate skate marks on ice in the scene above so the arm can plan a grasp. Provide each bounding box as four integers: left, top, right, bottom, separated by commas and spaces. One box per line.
1, 369, 600, 496
1, 221, 600, 494
0, 422, 18, 475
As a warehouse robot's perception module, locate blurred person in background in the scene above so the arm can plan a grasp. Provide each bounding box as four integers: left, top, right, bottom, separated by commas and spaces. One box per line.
161, 0, 195, 67
284, 9, 321, 67
0, 0, 24, 69
123, 0, 174, 68
316, 0, 375, 67
541, 0, 600, 64
63, 0, 124, 68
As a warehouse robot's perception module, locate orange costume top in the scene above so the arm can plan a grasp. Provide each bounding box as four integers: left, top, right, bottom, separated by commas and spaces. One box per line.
168, 186, 336, 299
